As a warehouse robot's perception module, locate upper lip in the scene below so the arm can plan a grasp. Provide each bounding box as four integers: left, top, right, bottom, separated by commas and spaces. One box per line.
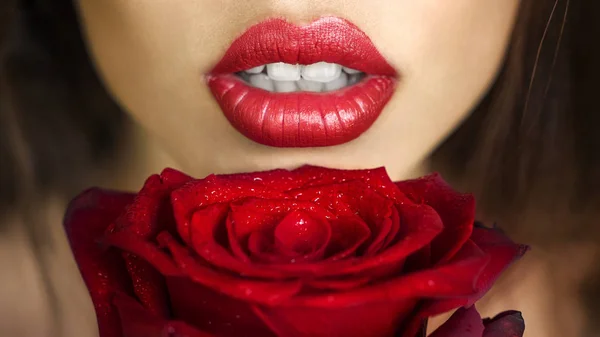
210, 16, 397, 76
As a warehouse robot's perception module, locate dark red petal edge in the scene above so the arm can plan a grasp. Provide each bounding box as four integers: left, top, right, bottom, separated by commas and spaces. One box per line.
113, 293, 215, 337
483, 311, 525, 337
63, 188, 136, 337
396, 173, 476, 264
428, 306, 485, 337
399, 225, 528, 337
283, 240, 489, 307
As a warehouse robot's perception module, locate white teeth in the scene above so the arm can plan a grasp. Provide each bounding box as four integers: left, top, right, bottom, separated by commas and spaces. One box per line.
245, 65, 265, 74
274, 81, 298, 93
241, 62, 365, 92
301, 62, 342, 83
348, 73, 362, 86
343, 66, 361, 74
266, 62, 301, 81
249, 74, 274, 92
324, 72, 348, 92
297, 79, 324, 93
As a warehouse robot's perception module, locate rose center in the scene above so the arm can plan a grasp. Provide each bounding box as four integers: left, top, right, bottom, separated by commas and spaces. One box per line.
247, 210, 331, 263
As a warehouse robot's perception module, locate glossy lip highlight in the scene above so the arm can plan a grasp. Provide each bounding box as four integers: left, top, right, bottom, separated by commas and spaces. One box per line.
207, 16, 399, 148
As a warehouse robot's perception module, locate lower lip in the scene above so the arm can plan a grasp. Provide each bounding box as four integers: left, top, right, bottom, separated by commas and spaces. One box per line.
207, 75, 397, 148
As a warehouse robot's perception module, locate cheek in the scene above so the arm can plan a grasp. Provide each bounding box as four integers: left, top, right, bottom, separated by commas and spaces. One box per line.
364, 0, 520, 156
75, 0, 237, 148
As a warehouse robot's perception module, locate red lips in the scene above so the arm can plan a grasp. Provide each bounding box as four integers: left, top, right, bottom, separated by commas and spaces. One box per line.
207, 17, 398, 148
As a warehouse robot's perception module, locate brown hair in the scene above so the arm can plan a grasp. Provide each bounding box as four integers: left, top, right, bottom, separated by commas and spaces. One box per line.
433, 0, 600, 243
1, 0, 598, 334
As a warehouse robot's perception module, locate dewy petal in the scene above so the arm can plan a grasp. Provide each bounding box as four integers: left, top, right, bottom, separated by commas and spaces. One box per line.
159, 167, 194, 187
166, 277, 277, 337
245, 210, 332, 264
187, 205, 292, 278
397, 228, 528, 337
112, 173, 191, 315
381, 205, 401, 252
63, 188, 136, 337
260, 202, 442, 278
113, 293, 216, 337
103, 231, 182, 277
283, 242, 489, 308
287, 181, 395, 256
114, 175, 170, 237
465, 226, 529, 306
294, 165, 408, 203
122, 253, 170, 317
253, 300, 416, 337
364, 202, 399, 256
228, 199, 338, 263
428, 306, 485, 337
325, 216, 371, 260
396, 173, 476, 264
171, 171, 294, 245
228, 198, 336, 238
158, 232, 302, 305
483, 311, 525, 337
273, 210, 331, 256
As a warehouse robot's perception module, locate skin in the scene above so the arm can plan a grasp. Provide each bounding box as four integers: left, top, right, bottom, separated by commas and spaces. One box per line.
74, 0, 521, 181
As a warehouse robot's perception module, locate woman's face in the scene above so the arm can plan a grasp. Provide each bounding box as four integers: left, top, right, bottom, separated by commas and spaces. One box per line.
75, 0, 520, 179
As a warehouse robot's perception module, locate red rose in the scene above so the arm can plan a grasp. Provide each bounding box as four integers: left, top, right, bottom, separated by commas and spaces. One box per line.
64, 166, 527, 337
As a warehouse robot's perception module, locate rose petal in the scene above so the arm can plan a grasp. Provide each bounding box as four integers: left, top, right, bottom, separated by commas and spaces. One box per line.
396, 173, 476, 264
103, 231, 181, 276
113, 293, 215, 337
229, 198, 357, 265
325, 216, 371, 260
188, 203, 268, 274
218, 167, 314, 187
274, 210, 330, 256
224, 202, 439, 281
428, 306, 485, 337
159, 232, 302, 305
282, 240, 489, 307
228, 199, 336, 263
483, 311, 525, 337
253, 300, 416, 337
465, 226, 530, 306
294, 165, 408, 203
380, 206, 400, 254
63, 188, 136, 337
187, 201, 329, 279
247, 210, 332, 264
228, 199, 336, 238
287, 181, 398, 255
253, 202, 442, 278
160, 167, 194, 187
230, 197, 370, 262
114, 175, 170, 237
113, 175, 182, 316
172, 172, 294, 245
167, 277, 276, 337
398, 227, 528, 337
122, 254, 169, 317
305, 276, 372, 291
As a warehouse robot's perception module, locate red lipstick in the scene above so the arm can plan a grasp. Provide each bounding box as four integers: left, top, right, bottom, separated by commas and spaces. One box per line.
207, 17, 398, 148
